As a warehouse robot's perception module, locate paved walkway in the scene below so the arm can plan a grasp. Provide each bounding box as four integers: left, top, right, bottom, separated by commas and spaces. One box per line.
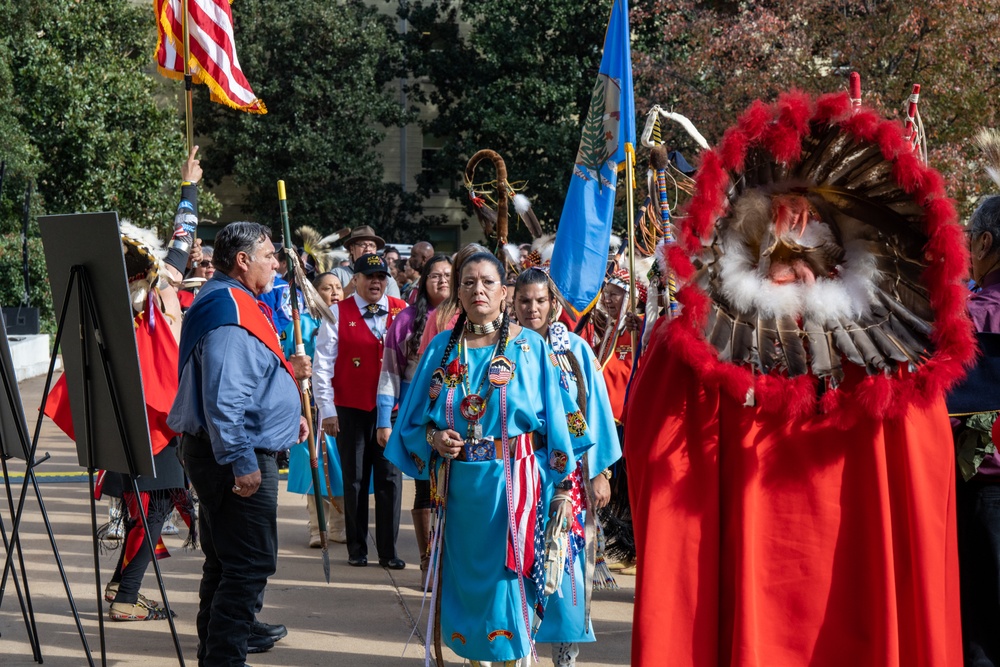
0, 372, 634, 666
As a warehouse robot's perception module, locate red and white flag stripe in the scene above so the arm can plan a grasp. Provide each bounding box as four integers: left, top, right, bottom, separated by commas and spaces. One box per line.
155, 0, 266, 114
506, 433, 540, 578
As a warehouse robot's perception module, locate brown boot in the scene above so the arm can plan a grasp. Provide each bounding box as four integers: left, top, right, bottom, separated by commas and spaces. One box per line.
411, 508, 433, 591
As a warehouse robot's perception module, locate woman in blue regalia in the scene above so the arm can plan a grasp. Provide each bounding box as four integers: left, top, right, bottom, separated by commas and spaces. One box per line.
386, 252, 594, 666
283, 272, 347, 546
512, 268, 621, 666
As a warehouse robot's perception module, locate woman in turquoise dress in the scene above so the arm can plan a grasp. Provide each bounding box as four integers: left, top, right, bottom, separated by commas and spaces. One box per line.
386, 252, 594, 666
512, 268, 621, 666
283, 272, 347, 546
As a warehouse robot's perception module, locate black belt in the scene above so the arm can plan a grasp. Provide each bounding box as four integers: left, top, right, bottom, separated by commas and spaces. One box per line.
185, 431, 276, 458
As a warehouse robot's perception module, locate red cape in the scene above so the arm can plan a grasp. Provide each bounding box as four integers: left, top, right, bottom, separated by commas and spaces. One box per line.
44, 303, 179, 455
625, 333, 962, 667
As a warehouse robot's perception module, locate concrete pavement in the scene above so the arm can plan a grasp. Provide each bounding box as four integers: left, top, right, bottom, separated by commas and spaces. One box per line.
0, 371, 634, 666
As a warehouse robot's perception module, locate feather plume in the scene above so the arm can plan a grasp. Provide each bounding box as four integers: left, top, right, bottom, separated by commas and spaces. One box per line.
828, 319, 865, 367
472, 204, 497, 238
512, 193, 543, 238
756, 314, 780, 374
975, 128, 1000, 188
502, 243, 522, 272
708, 306, 734, 360
287, 252, 335, 324
845, 321, 891, 373
298, 225, 352, 274
804, 315, 842, 382
776, 314, 808, 376
730, 315, 755, 366
866, 320, 911, 364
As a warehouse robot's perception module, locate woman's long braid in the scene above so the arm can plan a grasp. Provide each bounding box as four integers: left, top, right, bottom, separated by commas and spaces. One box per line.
407, 287, 432, 361
495, 309, 511, 356
563, 347, 587, 419
436, 310, 467, 374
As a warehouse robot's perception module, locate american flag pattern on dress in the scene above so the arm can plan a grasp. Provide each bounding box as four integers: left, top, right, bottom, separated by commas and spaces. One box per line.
506, 432, 541, 580
155, 0, 266, 114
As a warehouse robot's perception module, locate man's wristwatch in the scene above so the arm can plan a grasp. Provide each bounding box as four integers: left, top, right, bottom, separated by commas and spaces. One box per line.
600, 468, 612, 481
425, 426, 438, 446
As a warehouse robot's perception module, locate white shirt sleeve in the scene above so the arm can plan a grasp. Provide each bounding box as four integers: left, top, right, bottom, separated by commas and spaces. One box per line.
313, 304, 340, 421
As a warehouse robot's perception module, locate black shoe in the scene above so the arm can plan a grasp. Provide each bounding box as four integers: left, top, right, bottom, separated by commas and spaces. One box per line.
246, 633, 275, 654
378, 557, 406, 570
251, 620, 287, 642
348, 556, 367, 567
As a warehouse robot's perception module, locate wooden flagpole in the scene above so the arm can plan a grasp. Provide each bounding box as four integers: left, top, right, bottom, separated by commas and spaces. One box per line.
181, 0, 195, 152
624, 142, 638, 352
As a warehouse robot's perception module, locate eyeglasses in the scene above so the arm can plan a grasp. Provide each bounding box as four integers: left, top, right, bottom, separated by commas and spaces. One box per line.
427, 272, 451, 283
198, 260, 212, 268
353, 241, 378, 252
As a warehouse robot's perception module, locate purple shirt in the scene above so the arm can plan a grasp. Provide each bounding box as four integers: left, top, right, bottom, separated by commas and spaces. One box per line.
376, 307, 419, 428
967, 270, 1000, 477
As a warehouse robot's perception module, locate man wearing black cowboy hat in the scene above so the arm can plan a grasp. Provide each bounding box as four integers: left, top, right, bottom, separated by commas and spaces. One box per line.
313, 253, 408, 568
341, 225, 402, 300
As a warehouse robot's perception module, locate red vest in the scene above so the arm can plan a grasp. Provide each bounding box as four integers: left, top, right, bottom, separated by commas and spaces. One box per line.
332, 296, 407, 411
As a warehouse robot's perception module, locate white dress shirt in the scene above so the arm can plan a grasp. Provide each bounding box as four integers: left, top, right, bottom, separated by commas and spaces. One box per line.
313, 292, 390, 422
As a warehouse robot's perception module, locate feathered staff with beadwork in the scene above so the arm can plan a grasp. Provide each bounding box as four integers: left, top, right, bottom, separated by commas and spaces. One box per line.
639, 107, 710, 320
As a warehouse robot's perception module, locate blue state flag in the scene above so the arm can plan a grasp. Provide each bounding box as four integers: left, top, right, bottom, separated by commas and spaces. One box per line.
550, 0, 635, 316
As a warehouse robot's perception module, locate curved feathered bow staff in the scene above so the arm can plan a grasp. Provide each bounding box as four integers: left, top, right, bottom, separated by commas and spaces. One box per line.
465, 149, 542, 247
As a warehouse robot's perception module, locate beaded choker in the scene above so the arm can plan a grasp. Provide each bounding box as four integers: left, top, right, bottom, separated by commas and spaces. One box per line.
465, 315, 503, 335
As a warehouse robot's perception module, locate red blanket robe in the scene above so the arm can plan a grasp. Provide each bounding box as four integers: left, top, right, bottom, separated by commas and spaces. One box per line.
625, 333, 962, 667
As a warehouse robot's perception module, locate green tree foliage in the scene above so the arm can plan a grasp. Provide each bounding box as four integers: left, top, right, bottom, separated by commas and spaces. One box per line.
0, 0, 209, 322
404, 0, 610, 239
196, 0, 423, 240
631, 0, 1000, 214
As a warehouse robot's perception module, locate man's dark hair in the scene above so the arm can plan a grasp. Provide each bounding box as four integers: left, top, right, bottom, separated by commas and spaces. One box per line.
970, 195, 1000, 253
213, 221, 272, 273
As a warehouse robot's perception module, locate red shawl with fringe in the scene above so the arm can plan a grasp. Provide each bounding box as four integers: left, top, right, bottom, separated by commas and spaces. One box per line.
626, 91, 973, 667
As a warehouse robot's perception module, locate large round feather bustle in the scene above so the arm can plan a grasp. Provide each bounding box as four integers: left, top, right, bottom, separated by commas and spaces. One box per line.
655, 91, 975, 419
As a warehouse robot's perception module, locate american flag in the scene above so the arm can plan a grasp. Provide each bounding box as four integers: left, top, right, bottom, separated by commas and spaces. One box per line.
506, 433, 541, 579
155, 0, 266, 114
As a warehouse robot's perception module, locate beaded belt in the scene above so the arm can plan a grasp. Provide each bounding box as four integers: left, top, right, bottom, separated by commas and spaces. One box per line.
455, 433, 541, 462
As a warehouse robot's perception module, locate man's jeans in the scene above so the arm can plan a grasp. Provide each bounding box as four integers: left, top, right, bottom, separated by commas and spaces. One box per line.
183, 435, 278, 667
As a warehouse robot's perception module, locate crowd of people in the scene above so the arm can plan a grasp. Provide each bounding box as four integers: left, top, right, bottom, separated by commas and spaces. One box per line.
47, 88, 1000, 667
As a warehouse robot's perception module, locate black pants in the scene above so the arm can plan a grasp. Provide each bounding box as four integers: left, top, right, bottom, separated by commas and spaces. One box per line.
957, 478, 1000, 667
110, 491, 174, 604
336, 405, 401, 560
413, 478, 432, 510
182, 435, 278, 667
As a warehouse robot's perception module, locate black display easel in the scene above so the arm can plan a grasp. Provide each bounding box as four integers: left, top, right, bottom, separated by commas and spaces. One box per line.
0, 271, 97, 665
4, 265, 186, 666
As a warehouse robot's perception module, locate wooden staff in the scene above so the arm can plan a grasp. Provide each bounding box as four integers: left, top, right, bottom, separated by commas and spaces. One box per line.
277, 179, 330, 583
624, 142, 638, 353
